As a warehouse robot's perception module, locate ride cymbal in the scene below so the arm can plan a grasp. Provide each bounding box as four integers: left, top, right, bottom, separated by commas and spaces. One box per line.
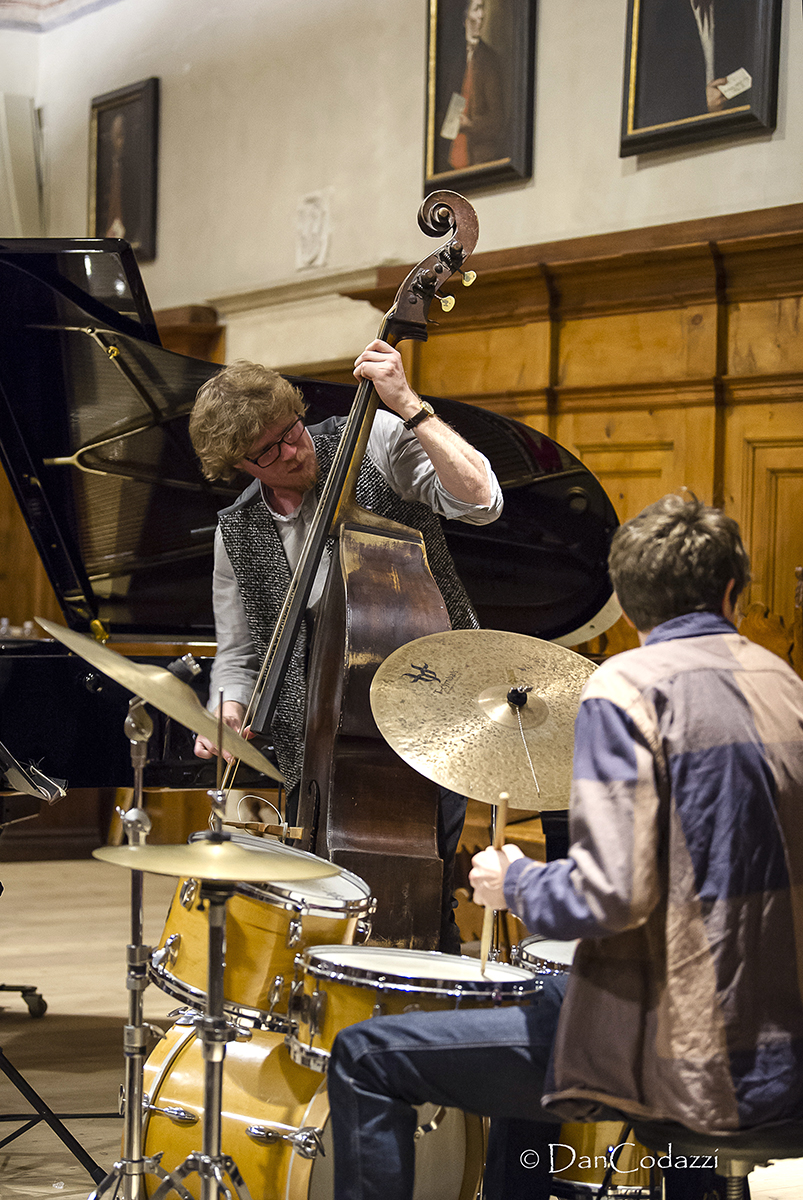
370, 629, 596, 811
93, 838, 338, 882
36, 617, 282, 781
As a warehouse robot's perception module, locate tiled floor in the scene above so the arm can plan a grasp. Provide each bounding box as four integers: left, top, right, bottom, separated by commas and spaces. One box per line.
1, 859, 801, 1199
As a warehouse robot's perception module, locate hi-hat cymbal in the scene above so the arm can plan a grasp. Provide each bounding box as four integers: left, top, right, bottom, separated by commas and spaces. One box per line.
93, 838, 339, 882
36, 617, 282, 782
370, 629, 596, 811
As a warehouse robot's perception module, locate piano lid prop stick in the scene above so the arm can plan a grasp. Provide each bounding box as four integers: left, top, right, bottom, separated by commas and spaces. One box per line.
480, 790, 509, 975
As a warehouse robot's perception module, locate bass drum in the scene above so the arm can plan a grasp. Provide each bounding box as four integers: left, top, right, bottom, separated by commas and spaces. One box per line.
142, 1022, 485, 1200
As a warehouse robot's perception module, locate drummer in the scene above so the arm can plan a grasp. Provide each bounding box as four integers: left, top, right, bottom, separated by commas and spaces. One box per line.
188, 341, 503, 953
326, 493, 803, 1200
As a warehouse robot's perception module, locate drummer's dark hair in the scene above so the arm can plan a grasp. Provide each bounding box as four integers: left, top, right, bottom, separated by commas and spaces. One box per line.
190, 361, 305, 482
608, 493, 750, 632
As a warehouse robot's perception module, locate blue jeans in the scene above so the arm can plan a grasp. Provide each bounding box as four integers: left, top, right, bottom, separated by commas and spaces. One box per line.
327, 976, 567, 1200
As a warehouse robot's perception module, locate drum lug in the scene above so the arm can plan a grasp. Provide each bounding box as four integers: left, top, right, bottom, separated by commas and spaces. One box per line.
355, 917, 373, 944
143, 1100, 199, 1125
179, 879, 199, 909
286, 916, 303, 947
152, 933, 181, 968
168, 1006, 201, 1025
287, 977, 304, 1021
268, 974, 284, 1011
246, 1121, 325, 1159
288, 982, 326, 1037
308, 986, 327, 1035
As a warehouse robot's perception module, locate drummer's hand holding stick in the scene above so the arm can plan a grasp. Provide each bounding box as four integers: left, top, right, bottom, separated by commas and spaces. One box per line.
470, 793, 525, 973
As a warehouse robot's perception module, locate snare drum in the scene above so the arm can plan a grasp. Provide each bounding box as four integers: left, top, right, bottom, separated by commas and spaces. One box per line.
513, 934, 579, 976
142, 1022, 485, 1200
149, 833, 373, 1031
287, 945, 541, 1071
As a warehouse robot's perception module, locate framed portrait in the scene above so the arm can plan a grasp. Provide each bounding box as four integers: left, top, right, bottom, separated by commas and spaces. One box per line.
89, 78, 159, 262
620, 0, 781, 156
425, 0, 536, 193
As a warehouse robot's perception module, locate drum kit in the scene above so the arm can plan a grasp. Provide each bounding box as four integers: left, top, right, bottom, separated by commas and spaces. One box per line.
36, 619, 658, 1200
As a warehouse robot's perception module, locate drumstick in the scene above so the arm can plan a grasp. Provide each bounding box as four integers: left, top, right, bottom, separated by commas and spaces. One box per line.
480, 791, 509, 975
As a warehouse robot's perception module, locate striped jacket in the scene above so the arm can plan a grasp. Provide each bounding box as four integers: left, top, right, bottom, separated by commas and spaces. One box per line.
504, 612, 803, 1134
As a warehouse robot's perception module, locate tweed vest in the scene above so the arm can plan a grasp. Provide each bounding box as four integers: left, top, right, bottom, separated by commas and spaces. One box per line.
218, 420, 479, 788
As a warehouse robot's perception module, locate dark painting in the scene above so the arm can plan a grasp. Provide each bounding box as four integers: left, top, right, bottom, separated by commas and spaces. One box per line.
89, 78, 159, 261
621, 0, 781, 155
425, 0, 536, 192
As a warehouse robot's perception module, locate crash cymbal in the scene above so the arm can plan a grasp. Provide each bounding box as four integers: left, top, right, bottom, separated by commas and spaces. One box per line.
370, 629, 596, 811
93, 837, 339, 882
36, 617, 282, 782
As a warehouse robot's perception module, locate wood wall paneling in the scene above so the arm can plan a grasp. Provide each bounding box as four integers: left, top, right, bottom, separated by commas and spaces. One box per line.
559, 307, 718, 391
729, 298, 803, 380
555, 407, 717, 514
724, 402, 803, 630
349, 204, 803, 661
414, 322, 551, 416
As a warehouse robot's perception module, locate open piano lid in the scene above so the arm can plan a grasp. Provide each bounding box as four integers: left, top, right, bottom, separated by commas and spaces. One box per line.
0, 239, 619, 644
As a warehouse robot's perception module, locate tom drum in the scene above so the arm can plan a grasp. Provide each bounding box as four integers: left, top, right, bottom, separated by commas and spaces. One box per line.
149, 833, 373, 1031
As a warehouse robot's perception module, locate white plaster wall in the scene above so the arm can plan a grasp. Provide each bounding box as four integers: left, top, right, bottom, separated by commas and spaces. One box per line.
5, 0, 802, 315
0, 30, 38, 94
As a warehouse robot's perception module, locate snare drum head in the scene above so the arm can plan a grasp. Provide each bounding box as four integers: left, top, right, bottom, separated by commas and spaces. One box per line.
187, 830, 371, 912
516, 935, 578, 971
301, 945, 538, 995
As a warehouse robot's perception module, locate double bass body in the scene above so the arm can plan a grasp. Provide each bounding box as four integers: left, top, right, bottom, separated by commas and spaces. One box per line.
298, 508, 452, 948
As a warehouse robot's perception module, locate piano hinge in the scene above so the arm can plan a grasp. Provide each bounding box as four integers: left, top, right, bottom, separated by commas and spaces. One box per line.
90, 618, 110, 644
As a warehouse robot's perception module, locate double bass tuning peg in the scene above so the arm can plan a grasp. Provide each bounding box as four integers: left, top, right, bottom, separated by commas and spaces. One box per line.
460, 269, 477, 287
438, 294, 456, 313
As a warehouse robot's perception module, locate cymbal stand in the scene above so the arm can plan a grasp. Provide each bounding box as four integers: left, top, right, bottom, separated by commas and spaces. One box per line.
90, 698, 190, 1200
150, 847, 254, 1200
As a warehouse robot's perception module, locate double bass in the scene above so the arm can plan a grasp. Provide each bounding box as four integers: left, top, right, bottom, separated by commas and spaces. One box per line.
240, 192, 482, 947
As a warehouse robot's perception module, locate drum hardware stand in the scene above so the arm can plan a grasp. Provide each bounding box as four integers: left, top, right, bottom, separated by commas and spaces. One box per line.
0, 715, 151, 1187
89, 697, 191, 1200
0, 1049, 111, 1182
150, 866, 255, 1200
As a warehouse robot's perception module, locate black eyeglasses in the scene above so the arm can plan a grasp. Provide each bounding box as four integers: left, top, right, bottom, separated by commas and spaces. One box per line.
243, 417, 305, 468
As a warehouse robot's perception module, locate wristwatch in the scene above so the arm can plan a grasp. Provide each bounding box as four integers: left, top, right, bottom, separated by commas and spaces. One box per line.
402, 400, 435, 431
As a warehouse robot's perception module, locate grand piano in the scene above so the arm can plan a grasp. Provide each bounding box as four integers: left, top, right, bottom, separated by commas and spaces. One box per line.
0, 238, 619, 798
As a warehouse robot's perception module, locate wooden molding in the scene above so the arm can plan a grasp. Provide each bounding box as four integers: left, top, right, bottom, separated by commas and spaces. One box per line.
345, 203, 803, 327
